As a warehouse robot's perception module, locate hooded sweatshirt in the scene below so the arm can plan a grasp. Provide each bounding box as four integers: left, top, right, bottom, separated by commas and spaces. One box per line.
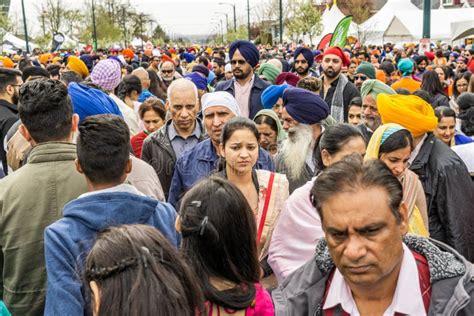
44, 184, 178, 315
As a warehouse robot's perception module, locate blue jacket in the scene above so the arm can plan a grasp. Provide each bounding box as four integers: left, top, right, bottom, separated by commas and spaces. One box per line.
455, 133, 473, 146
215, 74, 271, 119
44, 191, 178, 315
168, 138, 275, 207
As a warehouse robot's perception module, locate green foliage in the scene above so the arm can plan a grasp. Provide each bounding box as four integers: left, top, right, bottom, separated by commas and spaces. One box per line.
285, 0, 322, 45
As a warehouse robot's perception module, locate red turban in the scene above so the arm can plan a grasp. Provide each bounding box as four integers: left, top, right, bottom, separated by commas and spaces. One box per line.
275, 72, 300, 87
323, 47, 351, 67
122, 48, 135, 59
161, 54, 175, 65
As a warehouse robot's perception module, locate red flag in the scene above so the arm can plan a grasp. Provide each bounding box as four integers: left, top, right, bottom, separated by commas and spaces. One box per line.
317, 33, 332, 51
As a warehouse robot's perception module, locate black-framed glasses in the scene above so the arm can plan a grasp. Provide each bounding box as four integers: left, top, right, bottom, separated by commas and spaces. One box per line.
161, 70, 173, 74
230, 59, 247, 65
354, 75, 368, 81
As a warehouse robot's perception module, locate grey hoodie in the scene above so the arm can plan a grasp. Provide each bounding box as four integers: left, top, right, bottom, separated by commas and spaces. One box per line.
272, 235, 474, 316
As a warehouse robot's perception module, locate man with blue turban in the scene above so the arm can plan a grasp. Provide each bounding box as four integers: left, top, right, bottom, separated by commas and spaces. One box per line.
293, 47, 316, 79
215, 40, 270, 119
274, 87, 329, 193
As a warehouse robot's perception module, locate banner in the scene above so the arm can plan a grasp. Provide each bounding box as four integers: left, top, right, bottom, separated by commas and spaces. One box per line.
329, 16, 353, 48
317, 33, 332, 51
51, 33, 65, 52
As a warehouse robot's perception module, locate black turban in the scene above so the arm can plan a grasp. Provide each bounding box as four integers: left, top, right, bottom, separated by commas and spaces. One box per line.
294, 47, 314, 67
283, 87, 329, 124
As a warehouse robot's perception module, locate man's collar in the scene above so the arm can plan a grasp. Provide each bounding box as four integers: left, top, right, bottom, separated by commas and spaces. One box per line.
0, 99, 18, 112
322, 75, 341, 87
168, 120, 201, 140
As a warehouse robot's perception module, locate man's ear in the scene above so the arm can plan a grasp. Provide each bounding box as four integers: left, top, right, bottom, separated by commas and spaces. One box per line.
165, 100, 170, 111
398, 202, 409, 236
71, 114, 80, 133
19, 124, 33, 144
75, 158, 84, 174
321, 149, 332, 168
218, 143, 225, 158
175, 215, 182, 233
124, 158, 132, 175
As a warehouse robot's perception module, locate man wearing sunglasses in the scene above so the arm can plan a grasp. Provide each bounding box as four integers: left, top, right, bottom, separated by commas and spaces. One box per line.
215, 40, 270, 119
159, 60, 181, 89
354, 61, 376, 91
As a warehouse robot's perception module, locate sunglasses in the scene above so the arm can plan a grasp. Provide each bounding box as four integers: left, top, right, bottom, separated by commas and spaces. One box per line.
354, 75, 368, 81
161, 70, 173, 74
230, 59, 247, 65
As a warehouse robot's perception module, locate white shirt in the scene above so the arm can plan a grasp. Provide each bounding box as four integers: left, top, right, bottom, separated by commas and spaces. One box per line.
409, 134, 428, 165
323, 243, 426, 316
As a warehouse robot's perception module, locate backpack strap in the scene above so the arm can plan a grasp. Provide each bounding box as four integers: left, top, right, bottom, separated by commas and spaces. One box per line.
256, 172, 275, 245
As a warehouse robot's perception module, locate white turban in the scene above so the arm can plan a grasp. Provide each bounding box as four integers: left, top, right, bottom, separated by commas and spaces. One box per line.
224, 63, 232, 73
201, 91, 241, 116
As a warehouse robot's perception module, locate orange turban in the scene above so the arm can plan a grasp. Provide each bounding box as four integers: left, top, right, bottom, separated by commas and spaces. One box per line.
0, 56, 14, 68
122, 48, 135, 59
377, 94, 438, 137
39, 53, 52, 65
67, 56, 89, 78
161, 54, 175, 65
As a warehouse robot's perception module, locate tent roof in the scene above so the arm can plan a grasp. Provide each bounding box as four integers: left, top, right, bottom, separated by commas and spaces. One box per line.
1, 33, 36, 50
361, 0, 420, 33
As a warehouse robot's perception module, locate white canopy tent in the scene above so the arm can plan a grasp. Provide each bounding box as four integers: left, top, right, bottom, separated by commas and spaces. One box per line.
1, 32, 37, 51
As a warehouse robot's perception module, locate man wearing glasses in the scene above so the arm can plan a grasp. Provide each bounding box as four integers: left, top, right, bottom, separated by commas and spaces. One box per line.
159, 60, 181, 89
353, 61, 376, 91
215, 40, 270, 119
0, 68, 23, 178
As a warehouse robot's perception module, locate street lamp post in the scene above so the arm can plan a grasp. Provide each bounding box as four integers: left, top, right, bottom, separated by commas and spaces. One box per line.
92, 0, 98, 51
218, 2, 236, 32
247, 0, 250, 41
20, 0, 29, 54
279, 0, 283, 43
215, 12, 229, 33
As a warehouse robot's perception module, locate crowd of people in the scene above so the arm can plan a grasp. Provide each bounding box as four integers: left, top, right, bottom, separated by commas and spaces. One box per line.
0, 38, 473, 315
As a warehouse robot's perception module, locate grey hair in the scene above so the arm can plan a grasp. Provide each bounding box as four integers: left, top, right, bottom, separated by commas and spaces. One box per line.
167, 78, 198, 105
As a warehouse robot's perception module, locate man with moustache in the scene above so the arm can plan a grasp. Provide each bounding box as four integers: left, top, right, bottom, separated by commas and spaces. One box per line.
168, 91, 274, 207
215, 40, 270, 118
275, 87, 329, 193
292, 47, 317, 80
357, 79, 397, 141
319, 47, 360, 123
141, 78, 205, 199
159, 60, 182, 89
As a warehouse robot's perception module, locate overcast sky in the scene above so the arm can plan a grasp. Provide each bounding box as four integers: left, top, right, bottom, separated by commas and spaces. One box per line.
9, 0, 268, 37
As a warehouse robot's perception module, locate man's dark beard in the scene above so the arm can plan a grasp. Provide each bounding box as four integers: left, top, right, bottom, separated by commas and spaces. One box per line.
324, 67, 340, 79
233, 69, 251, 80
295, 66, 309, 76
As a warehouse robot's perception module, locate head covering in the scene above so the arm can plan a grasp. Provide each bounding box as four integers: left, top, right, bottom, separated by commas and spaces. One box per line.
356, 61, 376, 79
207, 71, 216, 85
39, 53, 52, 65
424, 51, 435, 61
376, 69, 387, 83
257, 63, 281, 84
283, 87, 329, 124
365, 123, 406, 160
91, 59, 122, 92
68, 82, 123, 123
192, 64, 210, 78
377, 94, 438, 137
294, 47, 314, 67
224, 63, 232, 72
122, 48, 135, 59
67, 56, 89, 79
323, 46, 351, 66
229, 40, 259, 68
201, 91, 240, 116
261, 84, 289, 109
450, 52, 460, 59
0, 56, 14, 68
398, 58, 414, 77
184, 72, 207, 91
181, 52, 196, 63
80, 54, 93, 71
361, 79, 396, 100
253, 109, 286, 142
275, 72, 299, 86
161, 54, 174, 64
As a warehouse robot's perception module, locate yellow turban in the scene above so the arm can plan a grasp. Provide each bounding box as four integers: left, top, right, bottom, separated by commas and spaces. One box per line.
0, 56, 14, 68
67, 56, 89, 79
39, 53, 52, 65
377, 94, 438, 137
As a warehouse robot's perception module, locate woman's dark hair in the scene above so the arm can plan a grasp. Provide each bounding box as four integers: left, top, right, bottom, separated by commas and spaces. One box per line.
198, 56, 209, 67
421, 70, 446, 98
179, 177, 260, 310
221, 116, 259, 147
314, 124, 365, 173
453, 72, 472, 99
379, 129, 414, 156
413, 89, 432, 104
434, 66, 449, 80
138, 97, 166, 120
434, 106, 456, 121
459, 107, 474, 136
349, 96, 362, 107
253, 113, 278, 135
116, 75, 142, 102
85, 224, 204, 316
147, 69, 167, 100
457, 92, 474, 114
380, 61, 396, 76
435, 49, 444, 58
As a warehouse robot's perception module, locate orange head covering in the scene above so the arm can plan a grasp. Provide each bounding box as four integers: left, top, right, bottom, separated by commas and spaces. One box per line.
0, 56, 14, 68
122, 48, 135, 60
375, 69, 387, 83
161, 54, 175, 65
39, 53, 52, 65
377, 94, 438, 137
67, 56, 89, 79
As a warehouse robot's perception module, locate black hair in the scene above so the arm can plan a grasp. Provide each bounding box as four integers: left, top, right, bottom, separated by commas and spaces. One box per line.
85, 224, 204, 316
138, 97, 166, 121
0, 67, 22, 93
220, 116, 259, 147
434, 65, 449, 80
421, 70, 446, 98
415, 55, 428, 66
314, 124, 365, 173
46, 64, 61, 77
213, 58, 226, 68
18, 57, 32, 71
413, 89, 432, 104
254, 113, 278, 135
380, 61, 396, 76
434, 106, 456, 121
213, 50, 226, 60
311, 154, 404, 223
116, 75, 143, 102
146, 70, 167, 100
125, 65, 134, 75
453, 72, 472, 99
395, 88, 411, 95
349, 96, 362, 107
77, 114, 131, 184
459, 107, 474, 137
379, 129, 414, 156
21, 66, 50, 82
198, 56, 209, 67
179, 177, 260, 310
60, 71, 83, 86
457, 92, 474, 114
18, 78, 73, 143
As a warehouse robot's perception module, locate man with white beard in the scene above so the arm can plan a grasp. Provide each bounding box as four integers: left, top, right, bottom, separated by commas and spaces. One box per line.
275, 87, 329, 193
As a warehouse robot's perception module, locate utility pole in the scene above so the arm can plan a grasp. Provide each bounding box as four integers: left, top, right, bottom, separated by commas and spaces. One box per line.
247, 0, 250, 41
92, 0, 98, 51
422, 0, 431, 39
139, 13, 144, 48
279, 0, 283, 43
219, 2, 236, 32
122, 7, 127, 47
20, 0, 29, 54
42, 10, 46, 37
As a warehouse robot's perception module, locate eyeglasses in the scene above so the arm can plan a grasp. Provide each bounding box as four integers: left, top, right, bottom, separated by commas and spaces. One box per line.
230, 59, 247, 65
161, 70, 173, 74
354, 75, 368, 81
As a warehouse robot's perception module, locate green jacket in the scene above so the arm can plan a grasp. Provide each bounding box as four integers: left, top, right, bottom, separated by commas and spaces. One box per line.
0, 142, 87, 315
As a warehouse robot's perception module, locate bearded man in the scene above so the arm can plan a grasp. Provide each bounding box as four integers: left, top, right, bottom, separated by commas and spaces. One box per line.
275, 87, 329, 193
292, 47, 317, 79
159, 60, 182, 88
319, 47, 360, 123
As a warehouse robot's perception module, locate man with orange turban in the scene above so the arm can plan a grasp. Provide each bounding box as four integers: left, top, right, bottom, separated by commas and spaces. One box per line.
66, 56, 89, 79
377, 93, 474, 262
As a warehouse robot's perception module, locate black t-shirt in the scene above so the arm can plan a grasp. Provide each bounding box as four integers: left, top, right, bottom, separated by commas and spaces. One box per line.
319, 75, 360, 122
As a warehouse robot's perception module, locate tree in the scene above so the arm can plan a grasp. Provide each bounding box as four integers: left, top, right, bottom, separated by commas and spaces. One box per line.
298, 1, 323, 45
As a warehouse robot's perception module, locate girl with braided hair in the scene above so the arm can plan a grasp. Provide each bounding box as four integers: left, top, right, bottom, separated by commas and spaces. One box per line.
85, 224, 204, 316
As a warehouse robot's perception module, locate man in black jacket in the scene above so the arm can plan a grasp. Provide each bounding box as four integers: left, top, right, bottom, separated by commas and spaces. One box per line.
0, 68, 23, 178
378, 93, 474, 261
